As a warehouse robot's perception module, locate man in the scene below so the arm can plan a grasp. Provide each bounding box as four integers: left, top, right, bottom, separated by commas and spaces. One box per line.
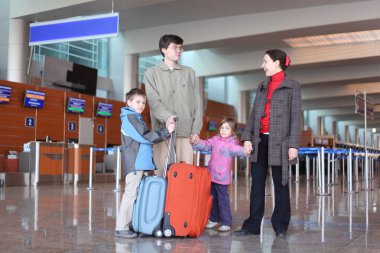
144, 34, 203, 175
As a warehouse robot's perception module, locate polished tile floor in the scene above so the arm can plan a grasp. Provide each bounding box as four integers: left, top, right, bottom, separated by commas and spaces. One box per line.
1, 171, 380, 253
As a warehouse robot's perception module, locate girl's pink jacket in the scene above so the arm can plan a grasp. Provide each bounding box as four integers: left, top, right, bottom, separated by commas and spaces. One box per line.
193, 135, 246, 185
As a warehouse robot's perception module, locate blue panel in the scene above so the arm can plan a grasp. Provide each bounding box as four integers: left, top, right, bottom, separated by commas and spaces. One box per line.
29, 13, 119, 46
25, 117, 35, 127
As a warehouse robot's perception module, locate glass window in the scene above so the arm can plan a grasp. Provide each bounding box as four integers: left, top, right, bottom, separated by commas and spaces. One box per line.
33, 38, 109, 96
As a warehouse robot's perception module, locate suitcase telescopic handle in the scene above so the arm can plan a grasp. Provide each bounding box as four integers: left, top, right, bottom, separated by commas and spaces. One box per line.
163, 117, 177, 178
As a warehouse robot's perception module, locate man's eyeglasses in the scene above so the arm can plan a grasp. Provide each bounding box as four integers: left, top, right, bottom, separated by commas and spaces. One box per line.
167, 45, 184, 52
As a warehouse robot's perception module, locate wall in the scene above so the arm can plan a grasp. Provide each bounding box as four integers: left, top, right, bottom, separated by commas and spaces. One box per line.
0, 80, 124, 157
203, 100, 237, 139
0, 0, 10, 80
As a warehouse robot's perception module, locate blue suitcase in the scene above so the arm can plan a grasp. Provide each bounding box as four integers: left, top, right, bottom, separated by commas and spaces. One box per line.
131, 175, 166, 237
132, 122, 176, 237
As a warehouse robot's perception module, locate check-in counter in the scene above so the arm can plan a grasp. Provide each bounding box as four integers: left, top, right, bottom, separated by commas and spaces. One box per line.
94, 147, 120, 184
66, 144, 93, 184
38, 142, 65, 175
6, 142, 99, 186
10, 142, 65, 186
33, 142, 65, 185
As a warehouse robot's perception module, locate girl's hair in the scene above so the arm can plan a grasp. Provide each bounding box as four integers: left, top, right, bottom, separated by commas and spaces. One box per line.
220, 117, 237, 135
265, 49, 290, 71
125, 88, 146, 102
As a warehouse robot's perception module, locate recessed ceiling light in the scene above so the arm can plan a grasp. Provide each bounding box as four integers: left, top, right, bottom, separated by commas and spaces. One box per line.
284, 29, 380, 48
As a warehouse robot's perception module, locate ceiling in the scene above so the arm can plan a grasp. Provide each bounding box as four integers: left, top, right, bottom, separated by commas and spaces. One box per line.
15, 0, 380, 145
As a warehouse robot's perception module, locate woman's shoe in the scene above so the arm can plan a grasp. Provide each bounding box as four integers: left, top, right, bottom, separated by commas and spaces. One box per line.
234, 229, 260, 236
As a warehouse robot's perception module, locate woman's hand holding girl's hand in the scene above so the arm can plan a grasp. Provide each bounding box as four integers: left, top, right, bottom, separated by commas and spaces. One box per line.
244, 149, 251, 156
244, 141, 253, 154
288, 148, 298, 161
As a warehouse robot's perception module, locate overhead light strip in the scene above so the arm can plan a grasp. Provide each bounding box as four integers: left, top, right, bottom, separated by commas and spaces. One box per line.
284, 29, 380, 48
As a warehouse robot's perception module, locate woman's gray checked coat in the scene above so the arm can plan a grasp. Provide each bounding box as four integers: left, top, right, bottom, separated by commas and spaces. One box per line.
241, 76, 302, 185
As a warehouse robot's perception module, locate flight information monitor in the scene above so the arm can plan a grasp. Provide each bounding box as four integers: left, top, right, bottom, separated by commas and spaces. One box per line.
23, 90, 45, 109
0, 85, 11, 104
67, 97, 86, 114
96, 102, 113, 117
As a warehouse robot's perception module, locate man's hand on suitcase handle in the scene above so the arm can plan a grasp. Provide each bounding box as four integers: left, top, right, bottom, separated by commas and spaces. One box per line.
166, 115, 177, 133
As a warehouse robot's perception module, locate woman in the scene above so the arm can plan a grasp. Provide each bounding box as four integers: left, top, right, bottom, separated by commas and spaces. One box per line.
234, 49, 302, 238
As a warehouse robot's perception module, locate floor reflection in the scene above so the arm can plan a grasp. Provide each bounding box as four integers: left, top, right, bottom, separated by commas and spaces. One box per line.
0, 173, 380, 252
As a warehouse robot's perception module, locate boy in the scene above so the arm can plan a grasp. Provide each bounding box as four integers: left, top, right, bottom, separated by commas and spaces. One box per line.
114, 88, 175, 238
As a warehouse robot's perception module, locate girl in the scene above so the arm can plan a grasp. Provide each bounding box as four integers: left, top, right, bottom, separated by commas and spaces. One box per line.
193, 117, 249, 232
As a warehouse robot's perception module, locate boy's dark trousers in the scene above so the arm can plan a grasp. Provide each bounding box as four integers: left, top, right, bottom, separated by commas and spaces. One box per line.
242, 133, 290, 234
209, 182, 232, 226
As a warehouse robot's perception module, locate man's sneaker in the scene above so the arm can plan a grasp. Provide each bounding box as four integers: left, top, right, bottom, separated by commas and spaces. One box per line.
205, 220, 218, 229
218, 225, 231, 232
114, 230, 137, 238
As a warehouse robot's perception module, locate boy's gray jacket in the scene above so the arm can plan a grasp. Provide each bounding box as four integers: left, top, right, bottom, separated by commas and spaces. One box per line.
143, 61, 203, 137
241, 76, 302, 185
120, 106, 170, 175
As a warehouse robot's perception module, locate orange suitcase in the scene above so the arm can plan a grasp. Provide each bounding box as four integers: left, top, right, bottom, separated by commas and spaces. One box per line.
163, 162, 212, 237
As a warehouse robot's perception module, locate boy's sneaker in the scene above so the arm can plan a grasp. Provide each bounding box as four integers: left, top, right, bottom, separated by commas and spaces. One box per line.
218, 225, 231, 232
205, 220, 218, 229
114, 230, 137, 238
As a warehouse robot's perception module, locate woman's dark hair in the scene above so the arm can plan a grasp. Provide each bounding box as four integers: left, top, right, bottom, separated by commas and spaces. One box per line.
220, 117, 237, 135
159, 34, 184, 57
265, 49, 289, 71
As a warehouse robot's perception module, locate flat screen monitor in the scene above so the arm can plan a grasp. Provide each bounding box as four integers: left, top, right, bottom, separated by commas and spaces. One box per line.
208, 121, 218, 131
96, 102, 112, 117
66, 63, 97, 96
23, 89, 45, 109
0, 85, 11, 104
67, 97, 85, 114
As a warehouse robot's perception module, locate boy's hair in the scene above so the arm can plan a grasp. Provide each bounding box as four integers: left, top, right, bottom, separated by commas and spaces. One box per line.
125, 88, 146, 102
159, 34, 184, 57
220, 117, 237, 135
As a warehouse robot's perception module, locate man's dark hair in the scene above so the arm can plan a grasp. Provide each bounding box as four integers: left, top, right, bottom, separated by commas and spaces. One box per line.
159, 34, 184, 57
125, 88, 146, 102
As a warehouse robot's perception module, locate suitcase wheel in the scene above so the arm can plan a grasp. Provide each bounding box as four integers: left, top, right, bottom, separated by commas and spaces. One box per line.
164, 228, 174, 237
154, 229, 163, 238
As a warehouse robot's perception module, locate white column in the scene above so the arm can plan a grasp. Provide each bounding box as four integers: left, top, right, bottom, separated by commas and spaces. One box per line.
238, 90, 248, 124
344, 125, 350, 143
332, 121, 337, 139
317, 116, 324, 136
123, 54, 138, 99
197, 76, 205, 114
354, 128, 359, 144
371, 132, 375, 147
0, 0, 10, 80
108, 35, 126, 101
7, 18, 29, 83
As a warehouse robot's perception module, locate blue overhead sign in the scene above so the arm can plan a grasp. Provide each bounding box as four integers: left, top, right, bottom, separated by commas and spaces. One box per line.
29, 13, 119, 46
